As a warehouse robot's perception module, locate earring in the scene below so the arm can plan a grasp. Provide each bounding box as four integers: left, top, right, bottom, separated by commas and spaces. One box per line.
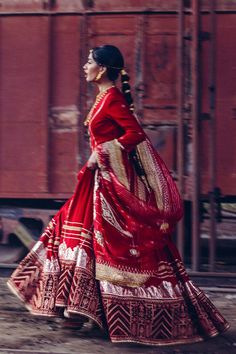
120, 69, 127, 76
94, 71, 103, 82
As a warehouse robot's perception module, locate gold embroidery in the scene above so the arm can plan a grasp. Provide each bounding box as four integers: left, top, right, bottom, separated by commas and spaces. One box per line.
129, 248, 140, 257
63, 225, 83, 231
114, 138, 125, 150
48, 221, 54, 229
135, 175, 147, 201
84, 86, 115, 126
99, 140, 129, 190
160, 222, 169, 233
137, 141, 164, 211
100, 192, 133, 238
61, 222, 92, 241
94, 230, 104, 247
96, 263, 150, 287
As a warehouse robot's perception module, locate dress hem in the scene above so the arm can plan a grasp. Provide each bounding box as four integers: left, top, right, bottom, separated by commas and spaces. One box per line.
110, 323, 230, 346
7, 279, 104, 328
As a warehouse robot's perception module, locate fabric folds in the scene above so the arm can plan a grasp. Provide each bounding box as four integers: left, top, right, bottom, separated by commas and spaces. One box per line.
7, 138, 229, 345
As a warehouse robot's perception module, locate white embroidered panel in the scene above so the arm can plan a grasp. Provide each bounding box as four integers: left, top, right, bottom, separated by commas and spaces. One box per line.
100, 192, 133, 238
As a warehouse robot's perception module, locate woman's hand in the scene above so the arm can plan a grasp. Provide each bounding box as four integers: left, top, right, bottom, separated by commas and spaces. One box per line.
87, 150, 98, 170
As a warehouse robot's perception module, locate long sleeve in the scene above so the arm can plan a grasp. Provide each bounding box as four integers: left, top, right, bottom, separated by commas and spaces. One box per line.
107, 99, 145, 151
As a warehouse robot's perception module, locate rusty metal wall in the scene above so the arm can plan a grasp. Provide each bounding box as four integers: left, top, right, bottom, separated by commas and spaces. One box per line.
0, 0, 236, 199
0, 0, 236, 271
0, 15, 50, 195
0, 14, 81, 198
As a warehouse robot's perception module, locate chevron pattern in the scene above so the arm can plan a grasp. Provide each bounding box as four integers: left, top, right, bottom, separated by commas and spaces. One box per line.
8, 252, 42, 301
67, 267, 104, 327
102, 292, 229, 345
7, 180, 229, 345
152, 308, 174, 338
55, 265, 74, 306
8, 252, 104, 324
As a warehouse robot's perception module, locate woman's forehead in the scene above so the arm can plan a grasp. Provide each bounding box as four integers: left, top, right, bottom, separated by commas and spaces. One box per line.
88, 50, 94, 60
87, 50, 99, 65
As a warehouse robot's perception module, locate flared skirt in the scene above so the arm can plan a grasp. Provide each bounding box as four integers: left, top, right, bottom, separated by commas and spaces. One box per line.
7, 167, 229, 346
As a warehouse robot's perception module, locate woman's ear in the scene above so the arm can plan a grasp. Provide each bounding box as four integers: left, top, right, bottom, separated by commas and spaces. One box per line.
100, 66, 107, 75
94, 66, 107, 82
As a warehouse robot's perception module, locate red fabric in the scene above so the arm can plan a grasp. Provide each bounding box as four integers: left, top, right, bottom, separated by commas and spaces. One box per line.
39, 166, 95, 260
7, 87, 229, 345
89, 87, 145, 150
93, 138, 183, 284
88, 88, 183, 283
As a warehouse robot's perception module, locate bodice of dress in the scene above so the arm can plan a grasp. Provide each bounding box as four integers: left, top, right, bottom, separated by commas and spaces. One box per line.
88, 87, 145, 151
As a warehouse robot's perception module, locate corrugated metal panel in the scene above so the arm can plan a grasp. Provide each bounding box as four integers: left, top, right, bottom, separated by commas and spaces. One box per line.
1, 0, 236, 14
0, 15, 80, 197
48, 15, 80, 193
0, 16, 50, 193
0, 0, 236, 200
200, 13, 236, 196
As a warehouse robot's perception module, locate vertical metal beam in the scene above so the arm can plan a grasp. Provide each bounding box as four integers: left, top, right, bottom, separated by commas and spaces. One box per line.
191, 0, 201, 271
134, 14, 146, 120
0, 17, 2, 192
177, 0, 185, 259
78, 13, 89, 167
47, 10, 54, 193
209, 0, 217, 271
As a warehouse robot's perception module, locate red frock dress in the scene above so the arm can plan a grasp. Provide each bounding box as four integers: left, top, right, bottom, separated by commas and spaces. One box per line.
8, 87, 229, 346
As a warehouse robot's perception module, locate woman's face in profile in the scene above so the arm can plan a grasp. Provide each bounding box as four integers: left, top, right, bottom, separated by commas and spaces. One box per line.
83, 51, 100, 82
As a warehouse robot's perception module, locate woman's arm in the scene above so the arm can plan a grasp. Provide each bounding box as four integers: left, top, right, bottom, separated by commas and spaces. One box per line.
107, 99, 145, 151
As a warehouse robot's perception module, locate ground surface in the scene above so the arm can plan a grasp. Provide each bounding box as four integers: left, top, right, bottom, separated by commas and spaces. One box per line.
0, 278, 235, 354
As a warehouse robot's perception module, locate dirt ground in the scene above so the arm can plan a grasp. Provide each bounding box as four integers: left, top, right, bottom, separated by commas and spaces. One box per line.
0, 278, 235, 354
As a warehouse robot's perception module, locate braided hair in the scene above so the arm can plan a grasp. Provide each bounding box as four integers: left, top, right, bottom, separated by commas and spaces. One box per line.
120, 69, 134, 112
92, 45, 134, 112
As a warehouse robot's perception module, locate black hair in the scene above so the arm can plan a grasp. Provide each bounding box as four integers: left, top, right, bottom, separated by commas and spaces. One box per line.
92, 45, 134, 112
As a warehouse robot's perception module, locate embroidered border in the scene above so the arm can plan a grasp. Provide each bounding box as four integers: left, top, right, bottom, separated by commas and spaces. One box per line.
96, 262, 150, 287
101, 280, 230, 345
100, 192, 133, 238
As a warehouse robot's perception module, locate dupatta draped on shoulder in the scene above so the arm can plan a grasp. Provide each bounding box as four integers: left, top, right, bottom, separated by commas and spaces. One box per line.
93, 137, 183, 287
7, 86, 229, 346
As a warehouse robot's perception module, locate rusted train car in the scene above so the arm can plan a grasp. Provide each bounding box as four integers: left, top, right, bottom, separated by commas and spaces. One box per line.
0, 0, 236, 273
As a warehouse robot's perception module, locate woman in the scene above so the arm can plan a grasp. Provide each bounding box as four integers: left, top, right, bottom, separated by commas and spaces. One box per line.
8, 44, 229, 346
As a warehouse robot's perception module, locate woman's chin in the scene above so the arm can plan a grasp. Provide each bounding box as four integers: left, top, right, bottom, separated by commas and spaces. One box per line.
86, 77, 94, 83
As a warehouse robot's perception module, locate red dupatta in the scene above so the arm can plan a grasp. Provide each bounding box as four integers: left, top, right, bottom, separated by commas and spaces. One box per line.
93, 138, 183, 287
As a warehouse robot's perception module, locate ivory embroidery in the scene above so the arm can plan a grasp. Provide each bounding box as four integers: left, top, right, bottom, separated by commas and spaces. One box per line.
100, 193, 133, 238
94, 230, 104, 247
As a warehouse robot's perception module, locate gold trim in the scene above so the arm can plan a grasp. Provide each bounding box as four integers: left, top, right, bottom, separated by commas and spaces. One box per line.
109, 140, 129, 189
96, 262, 150, 287
63, 225, 82, 231
137, 141, 164, 211
160, 222, 169, 232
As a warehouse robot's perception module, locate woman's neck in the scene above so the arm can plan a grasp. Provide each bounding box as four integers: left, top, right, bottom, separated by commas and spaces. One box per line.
97, 80, 115, 93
